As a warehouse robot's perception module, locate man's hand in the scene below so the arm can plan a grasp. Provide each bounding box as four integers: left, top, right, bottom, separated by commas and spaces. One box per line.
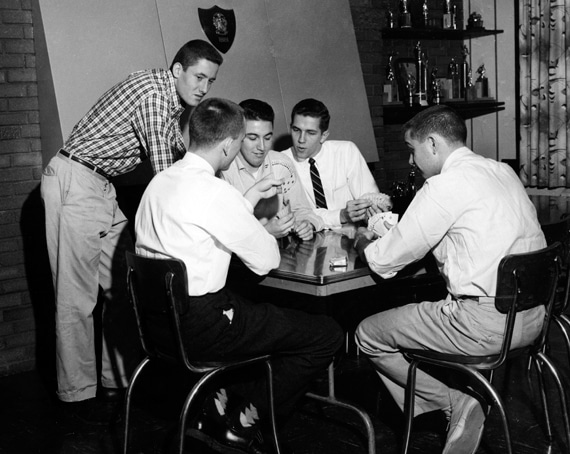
340, 199, 373, 224
244, 174, 283, 207
265, 213, 295, 238
293, 219, 314, 241
353, 227, 376, 261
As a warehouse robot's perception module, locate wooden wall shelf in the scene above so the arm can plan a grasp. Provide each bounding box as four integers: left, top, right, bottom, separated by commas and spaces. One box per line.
381, 28, 504, 41
382, 101, 505, 125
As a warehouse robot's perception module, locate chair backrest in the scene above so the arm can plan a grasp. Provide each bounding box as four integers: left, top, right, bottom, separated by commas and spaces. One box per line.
494, 242, 562, 360
125, 251, 194, 370
541, 218, 570, 315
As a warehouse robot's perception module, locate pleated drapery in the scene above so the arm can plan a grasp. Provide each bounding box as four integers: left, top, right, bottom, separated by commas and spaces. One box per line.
519, 0, 570, 188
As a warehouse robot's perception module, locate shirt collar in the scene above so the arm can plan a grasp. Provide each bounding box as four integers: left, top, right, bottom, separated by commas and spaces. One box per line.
165, 70, 185, 120
440, 146, 471, 173
183, 151, 215, 175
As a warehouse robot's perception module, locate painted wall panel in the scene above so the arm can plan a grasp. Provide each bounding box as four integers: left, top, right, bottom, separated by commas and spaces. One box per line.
35, 0, 166, 148
266, 0, 377, 159
34, 0, 377, 178
156, 0, 287, 141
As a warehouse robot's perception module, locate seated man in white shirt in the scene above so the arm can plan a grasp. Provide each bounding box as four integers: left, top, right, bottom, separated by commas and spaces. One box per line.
221, 99, 323, 240
281, 98, 392, 230
135, 98, 343, 454
353, 105, 547, 454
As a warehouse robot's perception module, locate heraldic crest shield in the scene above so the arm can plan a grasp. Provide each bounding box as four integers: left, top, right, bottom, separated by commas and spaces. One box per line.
198, 6, 236, 54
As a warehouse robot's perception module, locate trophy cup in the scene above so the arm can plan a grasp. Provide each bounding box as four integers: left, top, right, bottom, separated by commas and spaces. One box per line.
399, 0, 412, 28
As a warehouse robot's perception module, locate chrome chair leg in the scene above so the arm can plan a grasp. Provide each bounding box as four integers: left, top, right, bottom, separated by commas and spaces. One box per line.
536, 352, 570, 450
265, 360, 281, 454
531, 354, 554, 442
401, 360, 418, 454
123, 357, 151, 454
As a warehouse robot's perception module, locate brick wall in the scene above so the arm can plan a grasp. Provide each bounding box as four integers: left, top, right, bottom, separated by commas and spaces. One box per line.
0, 0, 54, 377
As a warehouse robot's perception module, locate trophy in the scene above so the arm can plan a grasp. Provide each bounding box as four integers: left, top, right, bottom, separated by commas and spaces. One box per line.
452, 5, 457, 29
430, 67, 441, 104
383, 54, 399, 103
422, 0, 429, 28
467, 12, 484, 29
460, 45, 469, 99
386, 8, 395, 29
405, 74, 416, 107
399, 0, 412, 28
442, 0, 453, 29
447, 57, 460, 99
414, 42, 429, 106
476, 64, 489, 98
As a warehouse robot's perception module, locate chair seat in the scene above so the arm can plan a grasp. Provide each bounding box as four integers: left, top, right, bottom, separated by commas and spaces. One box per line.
188, 354, 273, 373
402, 345, 534, 369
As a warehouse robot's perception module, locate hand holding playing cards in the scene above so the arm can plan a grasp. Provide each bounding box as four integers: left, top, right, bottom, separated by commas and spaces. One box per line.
244, 173, 283, 207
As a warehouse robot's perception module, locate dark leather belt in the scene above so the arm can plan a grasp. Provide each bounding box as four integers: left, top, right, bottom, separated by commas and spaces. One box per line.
455, 295, 480, 302
58, 149, 109, 179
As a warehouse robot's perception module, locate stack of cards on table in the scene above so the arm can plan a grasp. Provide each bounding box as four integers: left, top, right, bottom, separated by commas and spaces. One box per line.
368, 211, 399, 237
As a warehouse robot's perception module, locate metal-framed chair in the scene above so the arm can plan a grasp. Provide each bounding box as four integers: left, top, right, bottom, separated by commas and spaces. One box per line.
542, 218, 570, 368
400, 242, 570, 454
123, 251, 281, 454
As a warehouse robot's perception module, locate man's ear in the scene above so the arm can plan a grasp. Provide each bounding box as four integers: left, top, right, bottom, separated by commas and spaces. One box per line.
171, 62, 183, 79
320, 130, 330, 143
222, 137, 233, 156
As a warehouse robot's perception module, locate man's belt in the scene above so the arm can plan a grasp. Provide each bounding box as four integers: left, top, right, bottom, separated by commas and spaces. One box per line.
58, 149, 110, 179
454, 295, 480, 302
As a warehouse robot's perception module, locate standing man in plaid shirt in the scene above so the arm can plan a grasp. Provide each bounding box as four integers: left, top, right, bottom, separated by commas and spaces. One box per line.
40, 40, 222, 423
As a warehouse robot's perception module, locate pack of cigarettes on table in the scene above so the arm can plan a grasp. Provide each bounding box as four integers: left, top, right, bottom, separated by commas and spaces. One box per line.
329, 256, 348, 268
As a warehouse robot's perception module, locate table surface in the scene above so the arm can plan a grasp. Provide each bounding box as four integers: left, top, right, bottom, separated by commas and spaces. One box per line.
254, 193, 568, 296
256, 226, 435, 296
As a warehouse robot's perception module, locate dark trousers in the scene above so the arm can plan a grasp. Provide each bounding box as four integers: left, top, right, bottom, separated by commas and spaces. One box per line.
179, 288, 344, 420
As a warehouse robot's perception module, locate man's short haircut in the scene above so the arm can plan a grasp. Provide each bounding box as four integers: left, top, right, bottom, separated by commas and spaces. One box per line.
188, 98, 244, 148
403, 105, 467, 144
239, 99, 275, 125
170, 39, 223, 71
291, 98, 330, 132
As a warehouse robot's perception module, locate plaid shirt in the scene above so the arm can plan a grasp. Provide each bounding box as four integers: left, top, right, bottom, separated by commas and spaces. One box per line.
63, 69, 186, 177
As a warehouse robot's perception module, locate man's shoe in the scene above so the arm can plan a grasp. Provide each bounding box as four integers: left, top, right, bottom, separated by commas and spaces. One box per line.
62, 398, 120, 426
187, 417, 269, 454
97, 386, 126, 403
209, 424, 269, 454
442, 391, 486, 454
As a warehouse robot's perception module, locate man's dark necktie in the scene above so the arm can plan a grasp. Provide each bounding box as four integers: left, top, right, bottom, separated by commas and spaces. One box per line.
309, 158, 328, 209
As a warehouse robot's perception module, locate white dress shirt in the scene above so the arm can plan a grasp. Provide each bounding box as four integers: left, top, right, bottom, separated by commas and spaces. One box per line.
282, 140, 379, 229
135, 152, 280, 296
221, 151, 324, 231
364, 147, 546, 296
